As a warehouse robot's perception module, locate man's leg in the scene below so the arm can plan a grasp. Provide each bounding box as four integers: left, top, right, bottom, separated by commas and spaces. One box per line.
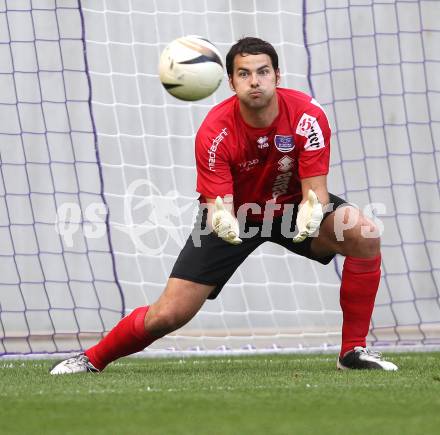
86, 278, 215, 370
50, 278, 214, 374
310, 206, 397, 370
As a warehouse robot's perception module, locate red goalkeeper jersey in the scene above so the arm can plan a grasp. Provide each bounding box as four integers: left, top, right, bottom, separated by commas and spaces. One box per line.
195, 87, 331, 220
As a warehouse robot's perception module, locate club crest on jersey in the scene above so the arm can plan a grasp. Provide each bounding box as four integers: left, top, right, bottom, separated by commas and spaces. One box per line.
257, 136, 269, 149
274, 135, 294, 153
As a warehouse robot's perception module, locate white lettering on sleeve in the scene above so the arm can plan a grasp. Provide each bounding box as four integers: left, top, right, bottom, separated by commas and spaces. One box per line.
208, 127, 228, 171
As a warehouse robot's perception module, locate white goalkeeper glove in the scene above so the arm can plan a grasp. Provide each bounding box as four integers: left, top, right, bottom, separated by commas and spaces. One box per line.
211, 196, 242, 245
292, 189, 324, 243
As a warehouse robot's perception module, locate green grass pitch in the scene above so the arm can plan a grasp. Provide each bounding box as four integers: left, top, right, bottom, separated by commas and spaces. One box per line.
1, 352, 440, 435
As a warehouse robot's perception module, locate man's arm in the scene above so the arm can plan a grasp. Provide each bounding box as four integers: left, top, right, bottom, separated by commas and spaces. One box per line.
292, 175, 327, 243
205, 196, 242, 245
300, 175, 329, 206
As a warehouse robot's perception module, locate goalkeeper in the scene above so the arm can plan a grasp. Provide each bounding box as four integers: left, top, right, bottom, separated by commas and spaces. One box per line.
51, 37, 397, 374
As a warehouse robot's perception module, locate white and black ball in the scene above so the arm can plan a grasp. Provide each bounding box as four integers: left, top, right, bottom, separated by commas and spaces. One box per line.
159, 35, 223, 101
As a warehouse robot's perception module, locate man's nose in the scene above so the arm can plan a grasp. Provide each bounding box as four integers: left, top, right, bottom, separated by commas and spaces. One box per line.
250, 72, 259, 87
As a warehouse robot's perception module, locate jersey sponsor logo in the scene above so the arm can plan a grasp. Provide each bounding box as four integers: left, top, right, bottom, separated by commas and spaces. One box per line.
277, 156, 294, 173
272, 171, 292, 200
257, 136, 269, 149
208, 127, 228, 171
238, 158, 259, 172
296, 113, 325, 151
274, 135, 295, 153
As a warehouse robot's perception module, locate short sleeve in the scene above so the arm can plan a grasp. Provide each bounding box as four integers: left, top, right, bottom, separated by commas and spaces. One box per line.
295, 102, 331, 179
195, 125, 234, 199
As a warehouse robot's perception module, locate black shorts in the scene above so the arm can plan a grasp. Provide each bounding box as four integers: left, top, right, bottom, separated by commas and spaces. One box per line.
170, 193, 347, 299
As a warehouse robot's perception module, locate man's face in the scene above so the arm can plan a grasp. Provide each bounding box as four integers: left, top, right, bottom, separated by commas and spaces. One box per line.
229, 53, 280, 109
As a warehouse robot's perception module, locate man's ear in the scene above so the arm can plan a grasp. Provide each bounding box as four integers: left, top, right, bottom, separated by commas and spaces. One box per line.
275, 69, 281, 86
228, 75, 235, 92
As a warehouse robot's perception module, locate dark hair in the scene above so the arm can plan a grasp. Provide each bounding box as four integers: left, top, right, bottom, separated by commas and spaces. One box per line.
225, 37, 279, 76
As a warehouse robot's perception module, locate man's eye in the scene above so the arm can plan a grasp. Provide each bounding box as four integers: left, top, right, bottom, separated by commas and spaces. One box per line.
238, 71, 248, 78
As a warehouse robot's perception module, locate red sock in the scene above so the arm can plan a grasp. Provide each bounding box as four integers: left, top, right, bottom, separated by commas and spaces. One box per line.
339, 255, 381, 358
85, 306, 155, 371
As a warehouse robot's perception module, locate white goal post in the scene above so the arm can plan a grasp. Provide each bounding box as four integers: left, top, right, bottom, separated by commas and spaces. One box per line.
0, 0, 439, 356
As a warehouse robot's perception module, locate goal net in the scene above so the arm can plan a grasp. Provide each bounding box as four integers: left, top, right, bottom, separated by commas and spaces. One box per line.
0, 0, 439, 356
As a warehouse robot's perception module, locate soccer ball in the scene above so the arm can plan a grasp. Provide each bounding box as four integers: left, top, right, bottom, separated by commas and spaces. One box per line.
159, 35, 223, 101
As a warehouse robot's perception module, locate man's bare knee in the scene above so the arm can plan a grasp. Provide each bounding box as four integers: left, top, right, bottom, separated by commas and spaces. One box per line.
145, 278, 215, 337
146, 306, 188, 337
340, 217, 381, 258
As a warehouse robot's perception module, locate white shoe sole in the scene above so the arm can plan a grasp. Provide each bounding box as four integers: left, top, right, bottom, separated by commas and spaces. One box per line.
336, 357, 398, 371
